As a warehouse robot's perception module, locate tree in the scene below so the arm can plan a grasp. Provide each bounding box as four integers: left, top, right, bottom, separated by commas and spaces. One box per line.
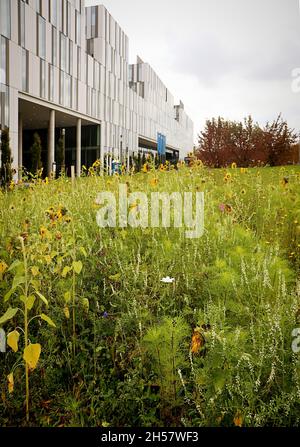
0, 127, 13, 188
197, 117, 227, 167
196, 114, 298, 167
263, 114, 298, 166
56, 135, 65, 175
30, 132, 43, 175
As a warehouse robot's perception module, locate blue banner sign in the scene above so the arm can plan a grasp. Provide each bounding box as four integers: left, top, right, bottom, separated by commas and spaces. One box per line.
157, 132, 166, 155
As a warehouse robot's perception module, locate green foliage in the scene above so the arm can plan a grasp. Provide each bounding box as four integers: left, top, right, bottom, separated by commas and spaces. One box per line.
0, 127, 13, 189
30, 132, 43, 175
143, 317, 189, 406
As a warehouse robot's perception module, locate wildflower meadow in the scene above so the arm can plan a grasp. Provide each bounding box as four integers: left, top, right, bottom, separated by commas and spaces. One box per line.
0, 162, 300, 427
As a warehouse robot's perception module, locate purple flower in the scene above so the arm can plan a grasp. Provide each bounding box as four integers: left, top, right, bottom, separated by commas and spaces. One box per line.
103, 312, 108, 319
219, 203, 226, 213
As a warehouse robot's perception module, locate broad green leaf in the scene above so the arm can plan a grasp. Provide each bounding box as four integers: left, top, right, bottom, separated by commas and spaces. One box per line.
20, 295, 36, 311
213, 371, 227, 392
35, 291, 48, 306
0, 308, 19, 325
7, 330, 20, 353
79, 247, 87, 258
62, 266, 72, 278
7, 260, 22, 272
64, 291, 71, 303
12, 275, 25, 290
7, 372, 14, 394
72, 261, 83, 275
23, 344, 41, 370
4, 287, 16, 303
40, 314, 56, 328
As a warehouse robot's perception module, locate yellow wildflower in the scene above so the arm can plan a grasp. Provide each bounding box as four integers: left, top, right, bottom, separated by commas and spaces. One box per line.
150, 178, 159, 187
0, 260, 8, 276
39, 226, 50, 240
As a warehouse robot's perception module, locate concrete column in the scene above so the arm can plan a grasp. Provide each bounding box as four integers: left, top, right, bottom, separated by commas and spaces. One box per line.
76, 118, 82, 176
47, 109, 55, 177
18, 114, 23, 180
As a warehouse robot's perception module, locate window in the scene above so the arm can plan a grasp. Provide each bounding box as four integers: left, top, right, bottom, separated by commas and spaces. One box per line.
18, 1, 25, 47
58, 0, 63, 32
60, 33, 67, 71
52, 27, 57, 65
73, 78, 78, 110
91, 6, 97, 38
75, 10, 81, 45
91, 88, 96, 116
69, 40, 73, 75
59, 70, 64, 104
0, 0, 11, 39
65, 74, 71, 107
49, 65, 54, 101
0, 37, 7, 85
87, 86, 91, 115
67, 1, 71, 37
22, 49, 28, 92
77, 47, 81, 80
40, 60, 46, 98
50, 0, 58, 27
38, 16, 46, 60
0, 84, 9, 128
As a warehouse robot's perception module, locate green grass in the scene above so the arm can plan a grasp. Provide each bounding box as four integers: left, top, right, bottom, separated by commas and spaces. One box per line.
0, 164, 300, 427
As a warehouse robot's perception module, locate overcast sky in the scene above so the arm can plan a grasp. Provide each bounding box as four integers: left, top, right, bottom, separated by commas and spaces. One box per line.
86, 0, 300, 142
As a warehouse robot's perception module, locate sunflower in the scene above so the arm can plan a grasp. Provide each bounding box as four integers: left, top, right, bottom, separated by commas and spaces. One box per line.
0, 260, 8, 276
39, 226, 50, 239
150, 178, 158, 187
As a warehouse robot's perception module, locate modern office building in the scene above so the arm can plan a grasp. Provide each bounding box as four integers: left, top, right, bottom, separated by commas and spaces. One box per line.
0, 0, 194, 177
